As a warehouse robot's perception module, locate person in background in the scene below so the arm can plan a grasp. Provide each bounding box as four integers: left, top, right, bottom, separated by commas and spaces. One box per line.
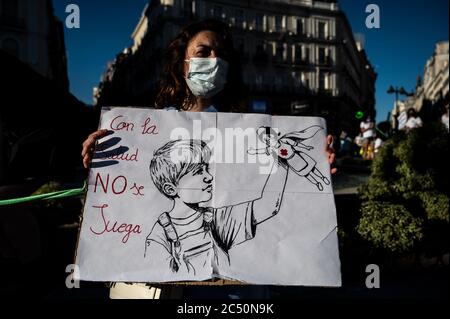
339, 131, 353, 158
441, 103, 449, 132
373, 133, 384, 156
360, 116, 375, 160
81, 19, 336, 299
404, 108, 423, 132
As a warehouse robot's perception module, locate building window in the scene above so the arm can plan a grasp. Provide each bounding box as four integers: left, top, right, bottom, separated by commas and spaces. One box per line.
2, 38, 20, 57
283, 43, 288, 61
270, 41, 276, 57
318, 72, 331, 91
291, 72, 301, 88
319, 72, 326, 90
327, 48, 333, 65
294, 45, 301, 63
304, 47, 310, 63
247, 12, 255, 30
318, 47, 326, 64
318, 47, 333, 65
275, 15, 282, 32
256, 13, 264, 31
297, 18, 304, 35
318, 21, 328, 39
254, 40, 267, 63
276, 42, 284, 61
296, 45, 311, 64
301, 72, 309, 88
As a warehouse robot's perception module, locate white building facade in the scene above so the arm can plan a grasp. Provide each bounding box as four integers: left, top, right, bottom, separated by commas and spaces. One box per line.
391, 41, 449, 126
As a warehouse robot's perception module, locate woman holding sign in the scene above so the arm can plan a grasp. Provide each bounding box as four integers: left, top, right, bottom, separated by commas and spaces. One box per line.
81, 19, 336, 299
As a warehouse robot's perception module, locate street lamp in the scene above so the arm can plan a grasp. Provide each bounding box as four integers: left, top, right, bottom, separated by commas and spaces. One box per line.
387, 85, 409, 104
387, 85, 412, 130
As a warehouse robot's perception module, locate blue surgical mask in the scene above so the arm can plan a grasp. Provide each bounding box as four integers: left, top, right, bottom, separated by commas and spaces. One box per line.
185, 57, 229, 99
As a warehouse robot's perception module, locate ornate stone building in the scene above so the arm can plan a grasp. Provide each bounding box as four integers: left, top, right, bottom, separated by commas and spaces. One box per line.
391, 41, 449, 126
94, 0, 376, 136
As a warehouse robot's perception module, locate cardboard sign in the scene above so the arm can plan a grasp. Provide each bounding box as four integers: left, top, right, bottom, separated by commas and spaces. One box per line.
75, 107, 341, 286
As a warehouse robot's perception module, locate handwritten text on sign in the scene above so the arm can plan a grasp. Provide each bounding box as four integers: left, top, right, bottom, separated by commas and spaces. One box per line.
88, 113, 161, 244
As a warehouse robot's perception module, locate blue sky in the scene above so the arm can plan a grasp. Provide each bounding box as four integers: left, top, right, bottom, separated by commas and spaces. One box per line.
53, 0, 149, 104
339, 0, 449, 122
54, 0, 449, 122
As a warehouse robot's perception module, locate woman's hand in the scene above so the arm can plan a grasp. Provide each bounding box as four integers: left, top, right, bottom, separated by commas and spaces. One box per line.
326, 135, 337, 174
81, 129, 109, 169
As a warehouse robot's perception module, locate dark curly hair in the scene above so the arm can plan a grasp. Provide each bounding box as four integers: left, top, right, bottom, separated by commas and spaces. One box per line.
155, 19, 248, 113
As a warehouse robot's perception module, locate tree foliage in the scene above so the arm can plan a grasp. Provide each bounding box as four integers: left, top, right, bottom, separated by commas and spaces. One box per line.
357, 123, 449, 253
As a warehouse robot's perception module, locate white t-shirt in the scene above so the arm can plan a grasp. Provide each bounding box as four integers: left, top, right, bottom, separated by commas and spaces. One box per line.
442, 114, 449, 131
360, 121, 374, 138
405, 117, 423, 130
374, 138, 383, 152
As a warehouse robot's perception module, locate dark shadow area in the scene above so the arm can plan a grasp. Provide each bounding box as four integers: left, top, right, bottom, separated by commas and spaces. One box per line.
0, 49, 99, 184
0, 49, 101, 298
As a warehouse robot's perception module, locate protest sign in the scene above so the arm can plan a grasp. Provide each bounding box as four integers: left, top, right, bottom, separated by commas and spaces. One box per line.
75, 107, 341, 286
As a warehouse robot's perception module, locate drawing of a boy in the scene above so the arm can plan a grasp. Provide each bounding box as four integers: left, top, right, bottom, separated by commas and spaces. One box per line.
145, 139, 289, 276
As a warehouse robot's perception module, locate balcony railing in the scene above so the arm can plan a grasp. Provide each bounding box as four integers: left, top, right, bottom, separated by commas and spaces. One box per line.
317, 57, 334, 67
294, 58, 311, 66
317, 88, 334, 96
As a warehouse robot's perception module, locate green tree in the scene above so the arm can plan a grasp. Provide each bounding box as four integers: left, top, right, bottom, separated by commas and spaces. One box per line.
357, 123, 448, 256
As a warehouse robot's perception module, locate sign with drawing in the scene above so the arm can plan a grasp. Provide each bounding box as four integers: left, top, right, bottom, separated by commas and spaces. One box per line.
75, 107, 341, 286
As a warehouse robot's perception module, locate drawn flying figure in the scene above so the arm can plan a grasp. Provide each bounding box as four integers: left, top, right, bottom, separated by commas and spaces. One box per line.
249, 126, 330, 191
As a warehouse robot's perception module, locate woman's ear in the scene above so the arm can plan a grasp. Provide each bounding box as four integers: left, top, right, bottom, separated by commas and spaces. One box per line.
162, 182, 177, 197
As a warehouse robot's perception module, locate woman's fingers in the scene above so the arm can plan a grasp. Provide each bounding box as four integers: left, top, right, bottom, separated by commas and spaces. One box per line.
326, 135, 333, 147
81, 129, 109, 168
328, 152, 335, 165
81, 142, 93, 157
82, 129, 108, 153
83, 154, 91, 169
326, 135, 337, 174
86, 129, 109, 145
328, 151, 337, 174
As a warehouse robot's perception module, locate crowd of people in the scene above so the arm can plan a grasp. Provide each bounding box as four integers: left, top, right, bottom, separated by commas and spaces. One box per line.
337, 102, 449, 161
337, 116, 384, 161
